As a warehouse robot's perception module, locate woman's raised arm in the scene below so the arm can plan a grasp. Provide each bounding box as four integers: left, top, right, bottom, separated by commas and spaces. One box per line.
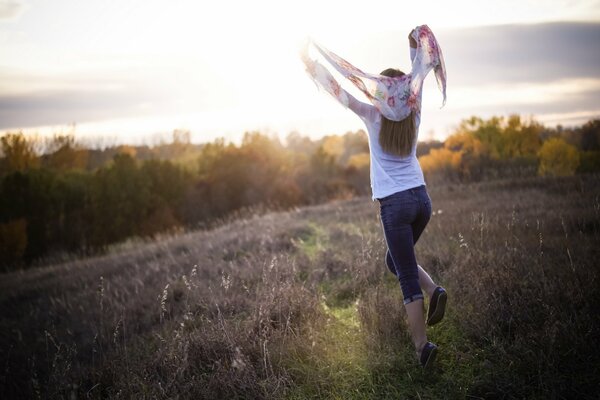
346, 89, 378, 123
301, 43, 376, 123
408, 25, 446, 109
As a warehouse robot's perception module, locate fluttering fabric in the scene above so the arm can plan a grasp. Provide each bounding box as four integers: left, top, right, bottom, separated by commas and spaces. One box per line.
300, 24, 447, 122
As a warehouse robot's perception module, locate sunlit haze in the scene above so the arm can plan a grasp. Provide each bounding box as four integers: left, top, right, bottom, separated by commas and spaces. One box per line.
1, 0, 600, 146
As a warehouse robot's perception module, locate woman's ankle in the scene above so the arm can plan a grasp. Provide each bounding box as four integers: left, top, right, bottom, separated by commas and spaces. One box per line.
414, 339, 427, 354
424, 284, 436, 299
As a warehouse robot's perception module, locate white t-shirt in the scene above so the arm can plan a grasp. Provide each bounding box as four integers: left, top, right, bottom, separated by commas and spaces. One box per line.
346, 48, 425, 201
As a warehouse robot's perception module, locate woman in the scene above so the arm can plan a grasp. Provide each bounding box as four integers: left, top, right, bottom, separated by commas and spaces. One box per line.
300, 25, 448, 369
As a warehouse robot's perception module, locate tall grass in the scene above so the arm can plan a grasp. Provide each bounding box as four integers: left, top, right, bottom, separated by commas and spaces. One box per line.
0, 174, 598, 399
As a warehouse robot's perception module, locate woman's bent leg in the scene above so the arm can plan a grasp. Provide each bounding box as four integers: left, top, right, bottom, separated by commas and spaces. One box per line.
381, 221, 429, 355
385, 249, 397, 276
388, 248, 436, 301
382, 224, 423, 304
387, 246, 436, 299
410, 188, 436, 298
388, 249, 436, 300
417, 264, 437, 298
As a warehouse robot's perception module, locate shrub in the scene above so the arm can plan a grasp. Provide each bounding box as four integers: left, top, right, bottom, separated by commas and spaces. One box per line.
419, 147, 462, 181
538, 137, 580, 176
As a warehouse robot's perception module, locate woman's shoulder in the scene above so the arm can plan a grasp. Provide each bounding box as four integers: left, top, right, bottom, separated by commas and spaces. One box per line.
358, 105, 381, 130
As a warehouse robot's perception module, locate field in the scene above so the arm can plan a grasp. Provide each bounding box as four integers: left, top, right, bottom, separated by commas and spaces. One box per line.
1, 174, 599, 399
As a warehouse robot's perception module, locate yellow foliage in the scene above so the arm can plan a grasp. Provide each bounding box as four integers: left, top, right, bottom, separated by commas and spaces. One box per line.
117, 145, 137, 158
500, 115, 542, 158
48, 147, 89, 171
347, 153, 370, 170
538, 137, 580, 177
450, 114, 542, 160
322, 135, 344, 160
0, 132, 40, 173
444, 132, 486, 157
419, 148, 462, 174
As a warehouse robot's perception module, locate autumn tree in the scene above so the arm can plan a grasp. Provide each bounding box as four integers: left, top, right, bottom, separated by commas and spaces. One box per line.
538, 137, 580, 176
419, 147, 462, 181
0, 132, 40, 176
43, 134, 89, 171
420, 115, 545, 180
498, 115, 542, 158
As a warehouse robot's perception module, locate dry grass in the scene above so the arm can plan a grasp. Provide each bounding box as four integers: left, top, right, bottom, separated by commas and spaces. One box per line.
1, 174, 599, 399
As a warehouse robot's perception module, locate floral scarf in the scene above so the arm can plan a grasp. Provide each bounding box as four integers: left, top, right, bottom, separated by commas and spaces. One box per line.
300, 24, 447, 121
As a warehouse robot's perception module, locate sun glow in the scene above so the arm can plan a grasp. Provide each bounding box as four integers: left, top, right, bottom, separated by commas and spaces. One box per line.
2, 0, 600, 143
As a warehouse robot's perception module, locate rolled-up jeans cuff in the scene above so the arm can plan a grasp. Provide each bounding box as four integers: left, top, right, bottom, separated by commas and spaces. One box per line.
403, 293, 424, 305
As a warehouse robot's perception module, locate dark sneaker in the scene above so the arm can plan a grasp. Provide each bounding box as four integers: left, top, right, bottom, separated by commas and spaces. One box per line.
420, 341, 438, 369
426, 286, 447, 326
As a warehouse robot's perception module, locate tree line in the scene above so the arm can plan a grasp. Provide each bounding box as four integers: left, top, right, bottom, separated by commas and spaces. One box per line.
1, 115, 599, 270
420, 115, 599, 181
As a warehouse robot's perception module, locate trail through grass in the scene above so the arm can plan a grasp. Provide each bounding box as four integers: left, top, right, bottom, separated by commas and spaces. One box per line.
284, 276, 480, 399
284, 297, 372, 399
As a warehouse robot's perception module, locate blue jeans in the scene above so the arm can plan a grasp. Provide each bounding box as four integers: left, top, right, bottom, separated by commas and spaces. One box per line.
377, 185, 432, 305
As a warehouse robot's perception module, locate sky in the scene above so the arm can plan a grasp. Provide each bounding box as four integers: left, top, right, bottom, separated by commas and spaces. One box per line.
1, 0, 600, 147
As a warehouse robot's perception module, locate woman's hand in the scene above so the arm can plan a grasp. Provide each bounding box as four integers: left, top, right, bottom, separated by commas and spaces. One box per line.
408, 29, 417, 49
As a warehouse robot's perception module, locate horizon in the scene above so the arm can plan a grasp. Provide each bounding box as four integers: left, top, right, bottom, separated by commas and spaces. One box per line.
1, 0, 600, 146
2, 113, 598, 153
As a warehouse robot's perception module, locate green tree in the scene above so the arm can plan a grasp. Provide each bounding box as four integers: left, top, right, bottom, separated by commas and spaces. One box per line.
458, 116, 504, 159
90, 153, 151, 246
49, 170, 93, 253
138, 159, 190, 235
579, 119, 600, 151
0, 169, 58, 263
0, 218, 28, 270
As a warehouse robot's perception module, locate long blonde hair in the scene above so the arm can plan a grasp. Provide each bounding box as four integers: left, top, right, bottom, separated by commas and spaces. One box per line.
378, 68, 416, 157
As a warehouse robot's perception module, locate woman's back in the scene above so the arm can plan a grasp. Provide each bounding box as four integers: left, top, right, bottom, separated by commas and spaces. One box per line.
350, 92, 425, 201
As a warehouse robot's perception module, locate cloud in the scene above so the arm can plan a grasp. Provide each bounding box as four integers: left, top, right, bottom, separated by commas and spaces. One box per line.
0, 0, 27, 21
444, 78, 600, 110
438, 21, 600, 85
0, 89, 154, 129
0, 64, 228, 130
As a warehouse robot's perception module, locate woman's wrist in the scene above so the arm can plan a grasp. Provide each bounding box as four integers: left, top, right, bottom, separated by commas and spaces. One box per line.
408, 29, 417, 48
